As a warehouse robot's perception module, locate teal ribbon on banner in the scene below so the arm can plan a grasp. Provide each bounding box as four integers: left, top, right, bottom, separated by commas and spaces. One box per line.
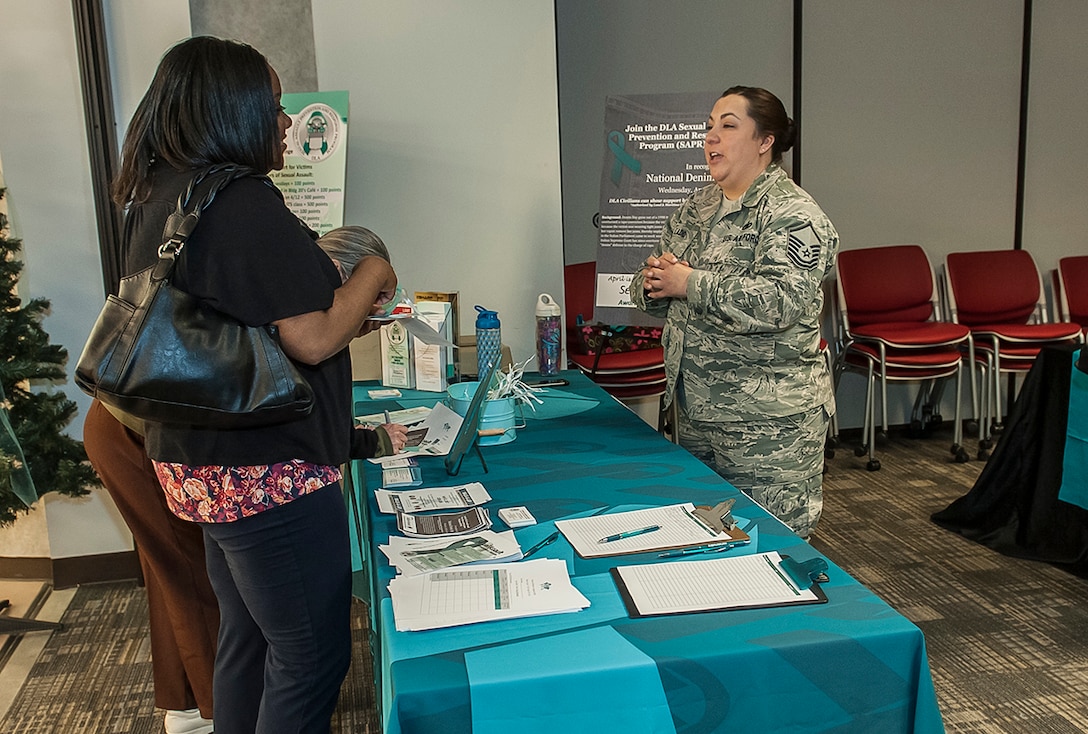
0, 381, 37, 507
608, 130, 641, 185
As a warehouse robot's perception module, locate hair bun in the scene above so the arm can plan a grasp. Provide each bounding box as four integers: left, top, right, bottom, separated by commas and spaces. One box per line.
779, 118, 797, 153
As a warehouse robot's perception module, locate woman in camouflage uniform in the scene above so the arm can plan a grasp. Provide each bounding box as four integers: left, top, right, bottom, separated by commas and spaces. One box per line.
630, 86, 838, 538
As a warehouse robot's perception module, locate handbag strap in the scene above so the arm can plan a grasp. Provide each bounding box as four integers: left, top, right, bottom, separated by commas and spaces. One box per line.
158, 164, 259, 261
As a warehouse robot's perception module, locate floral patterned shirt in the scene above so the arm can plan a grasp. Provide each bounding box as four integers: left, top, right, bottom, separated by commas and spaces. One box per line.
154, 460, 342, 523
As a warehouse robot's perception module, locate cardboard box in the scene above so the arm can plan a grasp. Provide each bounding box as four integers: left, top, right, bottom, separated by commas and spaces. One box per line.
380, 320, 415, 389
456, 335, 513, 379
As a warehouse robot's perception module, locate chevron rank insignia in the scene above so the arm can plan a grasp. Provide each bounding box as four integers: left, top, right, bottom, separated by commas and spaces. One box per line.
787, 224, 821, 270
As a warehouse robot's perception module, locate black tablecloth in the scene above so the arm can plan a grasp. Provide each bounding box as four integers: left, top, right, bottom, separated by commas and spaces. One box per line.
932, 343, 1088, 574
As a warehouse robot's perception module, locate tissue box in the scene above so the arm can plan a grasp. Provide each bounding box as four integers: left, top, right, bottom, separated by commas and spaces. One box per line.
414, 291, 459, 381
412, 302, 451, 392
380, 320, 415, 389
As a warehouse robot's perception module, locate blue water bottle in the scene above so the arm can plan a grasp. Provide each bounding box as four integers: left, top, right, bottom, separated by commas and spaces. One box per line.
474, 305, 502, 378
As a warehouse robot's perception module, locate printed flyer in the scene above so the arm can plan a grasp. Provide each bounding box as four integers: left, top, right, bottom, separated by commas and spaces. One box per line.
269, 90, 349, 234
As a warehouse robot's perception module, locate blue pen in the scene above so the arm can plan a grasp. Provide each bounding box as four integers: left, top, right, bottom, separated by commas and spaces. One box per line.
521, 531, 559, 559
598, 525, 661, 544
657, 539, 750, 558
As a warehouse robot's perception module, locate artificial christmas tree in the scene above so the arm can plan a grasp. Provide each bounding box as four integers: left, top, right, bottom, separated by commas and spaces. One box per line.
0, 185, 99, 527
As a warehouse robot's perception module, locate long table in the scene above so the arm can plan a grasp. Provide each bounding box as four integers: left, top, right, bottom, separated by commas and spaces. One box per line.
349, 372, 944, 734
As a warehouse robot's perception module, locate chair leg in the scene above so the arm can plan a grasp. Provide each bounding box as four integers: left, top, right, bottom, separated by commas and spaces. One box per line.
992, 347, 1005, 432
950, 365, 969, 463
907, 381, 932, 437
966, 337, 979, 435
925, 378, 946, 431
976, 357, 993, 460
858, 363, 881, 471
854, 366, 873, 459
878, 361, 889, 443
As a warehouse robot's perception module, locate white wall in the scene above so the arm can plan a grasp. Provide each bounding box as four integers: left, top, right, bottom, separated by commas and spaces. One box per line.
803, 0, 1025, 430
1021, 0, 1088, 277
313, 0, 565, 367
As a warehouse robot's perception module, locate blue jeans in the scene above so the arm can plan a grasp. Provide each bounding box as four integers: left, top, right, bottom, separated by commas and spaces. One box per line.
202, 484, 352, 734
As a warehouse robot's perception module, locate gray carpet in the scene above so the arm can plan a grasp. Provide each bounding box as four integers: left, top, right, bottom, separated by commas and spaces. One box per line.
3, 426, 1088, 733
812, 427, 1088, 734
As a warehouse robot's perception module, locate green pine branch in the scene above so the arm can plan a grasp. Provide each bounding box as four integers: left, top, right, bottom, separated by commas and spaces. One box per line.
0, 186, 99, 526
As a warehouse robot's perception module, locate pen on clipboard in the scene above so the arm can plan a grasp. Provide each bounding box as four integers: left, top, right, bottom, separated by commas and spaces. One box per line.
598, 525, 661, 544
383, 410, 391, 424
657, 539, 750, 558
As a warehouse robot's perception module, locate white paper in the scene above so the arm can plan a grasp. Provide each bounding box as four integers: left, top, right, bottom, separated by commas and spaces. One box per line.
613, 551, 820, 616
380, 530, 523, 575
355, 405, 434, 428
555, 503, 723, 558
375, 482, 492, 514
382, 402, 464, 464
389, 558, 590, 631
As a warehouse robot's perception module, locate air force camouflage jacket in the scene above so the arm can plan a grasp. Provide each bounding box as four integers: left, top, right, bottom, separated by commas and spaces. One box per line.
629, 163, 838, 422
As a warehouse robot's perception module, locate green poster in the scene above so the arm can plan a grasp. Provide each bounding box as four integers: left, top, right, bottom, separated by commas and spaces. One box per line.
269, 90, 349, 235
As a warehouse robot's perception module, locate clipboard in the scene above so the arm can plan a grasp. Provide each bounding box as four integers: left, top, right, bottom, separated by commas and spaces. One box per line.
554, 502, 748, 558
610, 552, 828, 618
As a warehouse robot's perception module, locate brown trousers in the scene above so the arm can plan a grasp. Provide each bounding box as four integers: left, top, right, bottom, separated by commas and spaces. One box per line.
83, 400, 218, 717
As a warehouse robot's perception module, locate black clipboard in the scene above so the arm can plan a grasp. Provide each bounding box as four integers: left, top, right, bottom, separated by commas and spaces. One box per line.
444, 358, 500, 476
610, 553, 828, 619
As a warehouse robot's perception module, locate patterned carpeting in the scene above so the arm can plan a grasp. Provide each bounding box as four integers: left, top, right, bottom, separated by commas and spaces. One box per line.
0, 585, 379, 733
3, 425, 1088, 733
812, 427, 1088, 734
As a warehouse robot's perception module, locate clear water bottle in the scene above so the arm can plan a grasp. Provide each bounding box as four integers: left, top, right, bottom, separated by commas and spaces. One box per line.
535, 293, 561, 377
474, 305, 502, 378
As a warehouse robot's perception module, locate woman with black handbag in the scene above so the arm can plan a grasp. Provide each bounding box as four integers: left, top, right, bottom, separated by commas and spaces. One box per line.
94, 36, 398, 734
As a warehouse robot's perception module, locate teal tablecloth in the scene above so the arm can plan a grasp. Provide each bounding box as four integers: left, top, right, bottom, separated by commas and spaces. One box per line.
350, 371, 944, 734
1059, 349, 1088, 509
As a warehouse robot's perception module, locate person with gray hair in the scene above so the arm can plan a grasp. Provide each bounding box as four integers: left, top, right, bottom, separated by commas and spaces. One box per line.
318, 225, 409, 456
318, 225, 391, 281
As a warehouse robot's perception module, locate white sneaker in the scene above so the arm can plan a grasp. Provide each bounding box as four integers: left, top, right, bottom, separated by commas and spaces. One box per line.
164, 708, 214, 734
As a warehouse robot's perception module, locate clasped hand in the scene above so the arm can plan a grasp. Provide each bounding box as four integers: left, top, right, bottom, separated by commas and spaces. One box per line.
642, 252, 691, 299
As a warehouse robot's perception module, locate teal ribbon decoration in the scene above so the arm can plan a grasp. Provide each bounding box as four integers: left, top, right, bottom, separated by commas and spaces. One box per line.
608, 130, 641, 185
0, 381, 37, 507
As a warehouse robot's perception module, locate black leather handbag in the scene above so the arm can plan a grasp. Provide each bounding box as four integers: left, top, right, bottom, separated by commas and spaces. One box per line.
75, 165, 315, 428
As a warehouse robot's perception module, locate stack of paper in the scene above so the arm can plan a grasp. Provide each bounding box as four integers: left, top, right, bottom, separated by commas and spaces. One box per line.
389, 558, 591, 632
380, 530, 523, 575
375, 482, 492, 514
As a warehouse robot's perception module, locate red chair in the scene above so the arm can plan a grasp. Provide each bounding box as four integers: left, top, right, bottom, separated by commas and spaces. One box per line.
1056, 255, 1088, 337
563, 262, 670, 434
944, 249, 1083, 446
836, 245, 972, 470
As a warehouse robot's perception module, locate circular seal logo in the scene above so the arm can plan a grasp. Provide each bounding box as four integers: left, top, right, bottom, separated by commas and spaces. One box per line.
291, 103, 342, 162
387, 322, 407, 345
